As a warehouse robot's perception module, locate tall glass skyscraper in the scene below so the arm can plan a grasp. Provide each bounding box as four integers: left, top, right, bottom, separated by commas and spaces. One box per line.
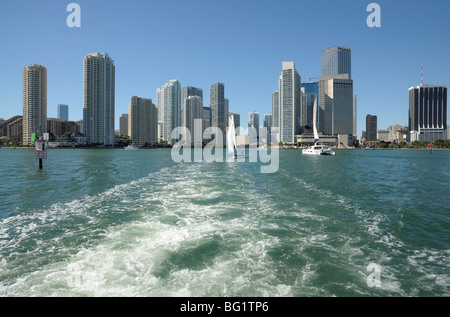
301, 82, 318, 128
322, 46, 352, 79
57, 104, 69, 121
210, 82, 228, 143
278, 62, 301, 145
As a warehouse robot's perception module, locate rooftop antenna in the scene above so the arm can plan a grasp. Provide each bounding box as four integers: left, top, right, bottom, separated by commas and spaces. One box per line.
421, 59, 423, 86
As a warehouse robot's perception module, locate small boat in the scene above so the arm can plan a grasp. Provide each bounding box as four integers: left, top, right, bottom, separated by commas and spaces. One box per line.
124, 144, 140, 151
302, 99, 336, 156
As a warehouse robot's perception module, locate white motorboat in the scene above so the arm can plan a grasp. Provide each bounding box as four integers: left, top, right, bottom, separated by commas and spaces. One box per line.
124, 144, 140, 151
302, 99, 336, 156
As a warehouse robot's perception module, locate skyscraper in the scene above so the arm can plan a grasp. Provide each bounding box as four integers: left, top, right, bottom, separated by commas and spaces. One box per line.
278, 62, 301, 145
83, 53, 115, 146
248, 111, 260, 142
272, 91, 279, 129
263, 113, 273, 143
408, 85, 447, 142
128, 96, 157, 146
366, 115, 377, 141
229, 112, 241, 134
322, 46, 352, 79
301, 82, 319, 128
210, 82, 228, 142
119, 114, 128, 136
23, 64, 47, 145
157, 79, 181, 144
57, 104, 69, 121
183, 95, 203, 144
319, 46, 353, 136
353, 95, 357, 138
182, 86, 203, 143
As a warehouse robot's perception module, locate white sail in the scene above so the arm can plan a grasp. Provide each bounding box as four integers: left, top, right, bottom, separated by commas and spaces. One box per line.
227, 114, 237, 158
313, 98, 319, 143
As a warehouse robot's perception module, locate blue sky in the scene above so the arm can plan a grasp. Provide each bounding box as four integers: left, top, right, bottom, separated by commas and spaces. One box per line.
0, 0, 449, 137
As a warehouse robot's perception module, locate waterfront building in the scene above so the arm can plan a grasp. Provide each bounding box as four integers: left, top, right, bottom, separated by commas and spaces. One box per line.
210, 82, 228, 143
203, 106, 212, 141
157, 79, 182, 144
183, 95, 203, 145
272, 91, 279, 129
366, 115, 378, 142
318, 74, 354, 135
229, 112, 241, 135
301, 82, 319, 128
263, 113, 273, 143
377, 129, 390, 141
119, 114, 128, 136
278, 62, 301, 145
353, 95, 357, 138
57, 104, 69, 121
83, 53, 115, 146
128, 96, 158, 146
23, 64, 47, 145
408, 85, 447, 142
248, 111, 260, 143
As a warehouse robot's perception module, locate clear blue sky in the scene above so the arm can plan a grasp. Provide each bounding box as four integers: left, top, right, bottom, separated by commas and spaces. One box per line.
1, 0, 449, 138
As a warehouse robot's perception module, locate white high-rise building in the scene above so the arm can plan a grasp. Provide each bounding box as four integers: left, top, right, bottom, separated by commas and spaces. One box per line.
128, 97, 157, 146
278, 62, 301, 145
23, 64, 47, 145
183, 95, 203, 144
83, 53, 115, 146
157, 79, 181, 144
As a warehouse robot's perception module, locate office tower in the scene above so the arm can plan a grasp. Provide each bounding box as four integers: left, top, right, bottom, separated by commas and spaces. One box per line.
353, 95, 357, 138
182, 86, 203, 103
229, 112, 241, 134
182, 86, 203, 143
319, 74, 353, 135
263, 113, 273, 143
301, 82, 319, 128
157, 79, 181, 144
128, 96, 157, 146
202, 106, 212, 141
272, 91, 279, 129
300, 88, 307, 127
23, 64, 47, 145
119, 114, 128, 136
322, 46, 352, 79
57, 104, 69, 121
210, 82, 228, 142
83, 52, 115, 146
278, 62, 301, 145
248, 111, 260, 142
319, 46, 353, 137
408, 85, 447, 142
183, 95, 203, 144
366, 115, 377, 141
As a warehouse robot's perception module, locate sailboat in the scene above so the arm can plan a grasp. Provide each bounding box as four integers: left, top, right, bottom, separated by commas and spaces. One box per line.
302, 99, 335, 156
227, 114, 246, 159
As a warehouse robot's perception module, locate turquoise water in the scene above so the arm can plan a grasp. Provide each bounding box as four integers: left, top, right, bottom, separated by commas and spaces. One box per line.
0, 148, 448, 296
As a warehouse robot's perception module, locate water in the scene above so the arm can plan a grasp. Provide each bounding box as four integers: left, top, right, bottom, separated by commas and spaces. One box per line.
0, 148, 448, 297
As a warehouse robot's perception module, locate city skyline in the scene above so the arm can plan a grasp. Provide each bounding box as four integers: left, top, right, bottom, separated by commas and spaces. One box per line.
1, 0, 450, 138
